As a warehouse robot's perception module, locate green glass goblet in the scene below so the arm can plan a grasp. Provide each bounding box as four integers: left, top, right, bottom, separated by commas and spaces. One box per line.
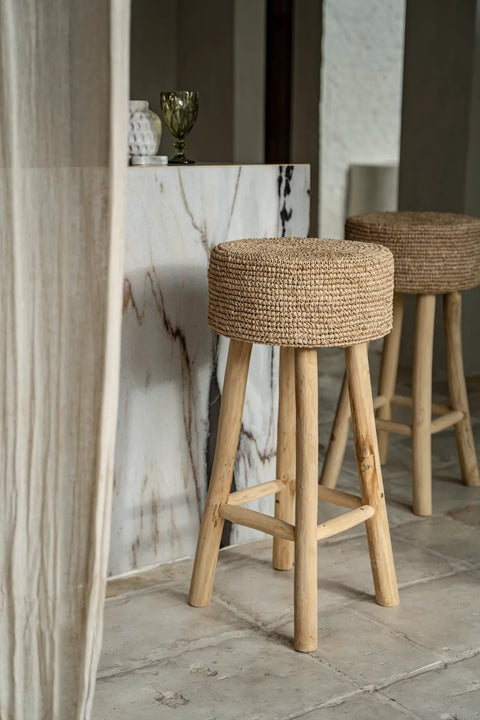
160, 90, 199, 164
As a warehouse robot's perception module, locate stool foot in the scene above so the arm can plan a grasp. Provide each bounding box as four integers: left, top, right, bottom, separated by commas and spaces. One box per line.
444, 292, 480, 487
345, 343, 399, 607
294, 348, 319, 652
376, 293, 405, 464
273, 347, 296, 571
412, 294, 436, 516
319, 372, 350, 489
189, 339, 252, 607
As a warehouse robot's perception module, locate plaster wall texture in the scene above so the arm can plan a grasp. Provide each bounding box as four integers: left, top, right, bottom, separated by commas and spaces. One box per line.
319, 0, 406, 238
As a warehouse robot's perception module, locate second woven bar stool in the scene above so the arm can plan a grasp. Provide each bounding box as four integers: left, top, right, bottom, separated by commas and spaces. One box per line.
321, 211, 480, 516
189, 237, 399, 652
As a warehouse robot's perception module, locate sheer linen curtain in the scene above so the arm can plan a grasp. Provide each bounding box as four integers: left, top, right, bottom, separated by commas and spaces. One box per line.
0, 1, 129, 718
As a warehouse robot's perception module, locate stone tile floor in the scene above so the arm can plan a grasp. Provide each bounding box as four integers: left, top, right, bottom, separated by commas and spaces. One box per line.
94, 347, 480, 719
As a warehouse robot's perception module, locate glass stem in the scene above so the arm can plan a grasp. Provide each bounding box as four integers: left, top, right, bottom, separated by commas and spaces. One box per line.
173, 139, 185, 155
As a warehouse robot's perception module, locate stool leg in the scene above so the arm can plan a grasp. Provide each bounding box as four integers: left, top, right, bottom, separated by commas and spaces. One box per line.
376, 293, 405, 464
294, 347, 319, 652
273, 347, 296, 570
412, 294, 436, 516
444, 292, 480, 486
345, 343, 399, 607
189, 339, 252, 607
319, 372, 350, 489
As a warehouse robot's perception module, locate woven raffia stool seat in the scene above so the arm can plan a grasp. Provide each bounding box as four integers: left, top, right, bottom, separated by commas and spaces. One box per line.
321, 211, 480, 516
208, 237, 394, 347
189, 237, 399, 653
345, 211, 480, 294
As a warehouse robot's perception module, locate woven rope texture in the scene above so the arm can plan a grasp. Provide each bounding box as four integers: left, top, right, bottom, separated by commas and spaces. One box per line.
208, 237, 394, 347
345, 211, 480, 294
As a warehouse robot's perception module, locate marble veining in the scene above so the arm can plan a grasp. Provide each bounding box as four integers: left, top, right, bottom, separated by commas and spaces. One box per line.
110, 164, 310, 576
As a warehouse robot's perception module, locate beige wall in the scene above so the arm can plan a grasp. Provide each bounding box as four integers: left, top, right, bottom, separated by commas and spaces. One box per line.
399, 0, 480, 375
129, 0, 320, 233
130, 0, 262, 164
130, 0, 177, 158
130, 1, 480, 373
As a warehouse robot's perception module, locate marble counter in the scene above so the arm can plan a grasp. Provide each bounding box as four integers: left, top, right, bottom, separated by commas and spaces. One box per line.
110, 164, 310, 576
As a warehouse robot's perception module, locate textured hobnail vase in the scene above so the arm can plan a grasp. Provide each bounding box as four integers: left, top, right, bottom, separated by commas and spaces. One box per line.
128, 100, 162, 159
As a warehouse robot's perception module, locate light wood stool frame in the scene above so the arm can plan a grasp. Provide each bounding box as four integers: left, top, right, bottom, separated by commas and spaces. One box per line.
321, 291, 480, 516
189, 340, 399, 652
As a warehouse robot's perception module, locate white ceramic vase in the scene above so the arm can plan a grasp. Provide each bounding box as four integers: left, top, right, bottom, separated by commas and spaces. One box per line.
128, 100, 162, 159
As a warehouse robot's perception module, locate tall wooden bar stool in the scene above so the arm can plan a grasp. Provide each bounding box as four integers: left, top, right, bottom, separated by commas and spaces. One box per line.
321, 211, 480, 516
189, 237, 399, 652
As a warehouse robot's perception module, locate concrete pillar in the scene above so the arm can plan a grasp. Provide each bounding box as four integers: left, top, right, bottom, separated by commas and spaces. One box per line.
319, 0, 406, 239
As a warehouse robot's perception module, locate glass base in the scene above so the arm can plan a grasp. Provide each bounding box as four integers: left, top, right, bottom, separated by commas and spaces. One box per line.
169, 155, 195, 165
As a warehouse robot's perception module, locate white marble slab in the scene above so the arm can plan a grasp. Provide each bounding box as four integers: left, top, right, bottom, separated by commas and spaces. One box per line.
109, 164, 310, 576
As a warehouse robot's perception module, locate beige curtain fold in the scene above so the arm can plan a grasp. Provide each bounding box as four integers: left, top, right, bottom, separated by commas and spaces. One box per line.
0, 1, 130, 718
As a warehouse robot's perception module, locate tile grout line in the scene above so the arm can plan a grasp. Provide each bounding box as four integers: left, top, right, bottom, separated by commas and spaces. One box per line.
372, 646, 480, 694
275, 649, 480, 720
103, 534, 476, 606
104, 491, 477, 602
367, 691, 428, 720
97, 485, 479, 714
390, 522, 480, 571
345, 603, 446, 657
97, 628, 257, 681
99, 553, 478, 682
277, 689, 365, 720
347, 591, 480, 665
396, 567, 468, 590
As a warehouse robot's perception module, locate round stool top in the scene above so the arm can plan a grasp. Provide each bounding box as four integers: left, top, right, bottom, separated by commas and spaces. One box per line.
345, 211, 480, 294
208, 237, 394, 347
